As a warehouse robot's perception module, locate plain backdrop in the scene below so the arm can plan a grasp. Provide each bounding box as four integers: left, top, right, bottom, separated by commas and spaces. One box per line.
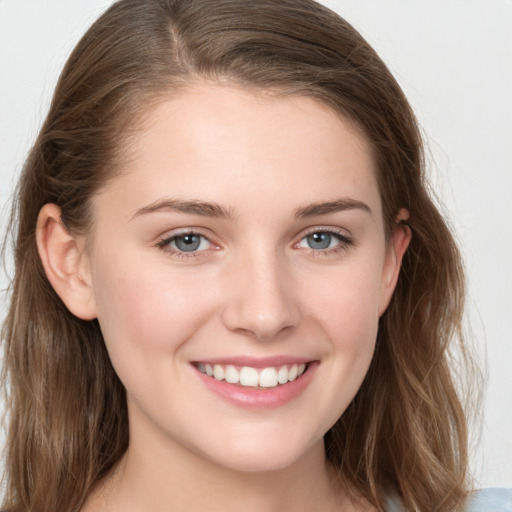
0, 0, 511, 488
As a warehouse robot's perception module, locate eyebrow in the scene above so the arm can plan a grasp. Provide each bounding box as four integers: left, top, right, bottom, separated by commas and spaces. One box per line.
294, 198, 372, 218
132, 199, 235, 220
131, 197, 371, 221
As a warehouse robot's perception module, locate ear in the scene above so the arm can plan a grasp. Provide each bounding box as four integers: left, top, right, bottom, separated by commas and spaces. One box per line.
36, 203, 97, 320
378, 208, 412, 316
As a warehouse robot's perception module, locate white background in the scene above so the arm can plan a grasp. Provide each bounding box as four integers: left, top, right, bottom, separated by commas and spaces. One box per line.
0, 0, 511, 488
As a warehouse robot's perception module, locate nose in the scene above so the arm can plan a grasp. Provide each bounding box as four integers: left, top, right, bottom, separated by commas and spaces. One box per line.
221, 251, 301, 341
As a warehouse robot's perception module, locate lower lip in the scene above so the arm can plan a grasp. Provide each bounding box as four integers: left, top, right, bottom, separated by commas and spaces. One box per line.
194, 363, 318, 409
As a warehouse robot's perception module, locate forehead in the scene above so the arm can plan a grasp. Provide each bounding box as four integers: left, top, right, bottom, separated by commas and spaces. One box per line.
97, 83, 381, 220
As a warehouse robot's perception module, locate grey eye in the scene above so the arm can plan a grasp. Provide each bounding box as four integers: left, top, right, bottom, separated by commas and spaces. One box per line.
305, 232, 333, 250
172, 234, 207, 252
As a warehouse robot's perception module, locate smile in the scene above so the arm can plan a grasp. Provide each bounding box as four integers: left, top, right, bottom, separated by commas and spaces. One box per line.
196, 362, 308, 388
192, 358, 317, 408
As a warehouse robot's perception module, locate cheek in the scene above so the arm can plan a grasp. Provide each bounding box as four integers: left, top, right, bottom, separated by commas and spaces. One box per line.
305, 261, 382, 338
91, 259, 217, 366
302, 262, 382, 397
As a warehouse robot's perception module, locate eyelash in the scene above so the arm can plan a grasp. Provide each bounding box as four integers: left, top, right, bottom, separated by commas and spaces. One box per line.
296, 228, 354, 257
156, 228, 354, 260
156, 231, 216, 260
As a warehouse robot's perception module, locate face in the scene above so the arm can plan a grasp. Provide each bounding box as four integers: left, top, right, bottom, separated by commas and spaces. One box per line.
82, 84, 407, 472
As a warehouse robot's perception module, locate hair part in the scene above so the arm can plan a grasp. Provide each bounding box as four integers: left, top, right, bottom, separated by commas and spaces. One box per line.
2, 1, 476, 511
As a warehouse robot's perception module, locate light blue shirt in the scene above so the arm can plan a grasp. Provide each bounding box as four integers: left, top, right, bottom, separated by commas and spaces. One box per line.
466, 488, 512, 511
387, 488, 512, 511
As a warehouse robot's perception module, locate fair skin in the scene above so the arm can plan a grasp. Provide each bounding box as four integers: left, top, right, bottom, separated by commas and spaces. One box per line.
37, 83, 410, 512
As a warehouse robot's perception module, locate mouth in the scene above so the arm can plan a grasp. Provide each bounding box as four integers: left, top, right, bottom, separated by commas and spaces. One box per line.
192, 358, 318, 408
193, 362, 309, 389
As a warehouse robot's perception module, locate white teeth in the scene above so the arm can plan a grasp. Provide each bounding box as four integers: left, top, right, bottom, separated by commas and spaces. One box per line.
213, 364, 225, 381
225, 365, 239, 384
198, 362, 309, 388
239, 366, 259, 387
277, 365, 289, 384
288, 364, 298, 381
259, 367, 278, 388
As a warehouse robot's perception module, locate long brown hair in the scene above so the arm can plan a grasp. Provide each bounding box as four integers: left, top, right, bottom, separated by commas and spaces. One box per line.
2, 1, 475, 510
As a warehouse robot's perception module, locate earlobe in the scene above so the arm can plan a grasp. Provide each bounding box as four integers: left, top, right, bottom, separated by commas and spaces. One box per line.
378, 209, 412, 316
36, 204, 97, 320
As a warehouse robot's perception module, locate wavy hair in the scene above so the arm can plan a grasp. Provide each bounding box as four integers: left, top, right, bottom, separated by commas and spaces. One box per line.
2, 1, 475, 510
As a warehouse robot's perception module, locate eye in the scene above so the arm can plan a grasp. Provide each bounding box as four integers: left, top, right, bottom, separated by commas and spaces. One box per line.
158, 232, 213, 254
300, 232, 336, 250
296, 229, 352, 252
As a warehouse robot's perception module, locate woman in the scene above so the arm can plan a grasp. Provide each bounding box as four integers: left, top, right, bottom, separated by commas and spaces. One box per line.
1, 1, 510, 511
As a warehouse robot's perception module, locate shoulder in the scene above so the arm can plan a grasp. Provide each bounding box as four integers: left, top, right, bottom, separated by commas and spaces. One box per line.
465, 488, 512, 511
386, 488, 512, 511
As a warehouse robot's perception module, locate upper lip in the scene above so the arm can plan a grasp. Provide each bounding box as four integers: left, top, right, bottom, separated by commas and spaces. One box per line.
192, 355, 315, 368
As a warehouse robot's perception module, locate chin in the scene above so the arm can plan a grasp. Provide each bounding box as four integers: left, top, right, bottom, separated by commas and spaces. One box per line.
193, 431, 322, 474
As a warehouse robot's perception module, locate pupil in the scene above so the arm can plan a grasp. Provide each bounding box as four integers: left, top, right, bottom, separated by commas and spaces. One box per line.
308, 232, 331, 250
176, 234, 201, 252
